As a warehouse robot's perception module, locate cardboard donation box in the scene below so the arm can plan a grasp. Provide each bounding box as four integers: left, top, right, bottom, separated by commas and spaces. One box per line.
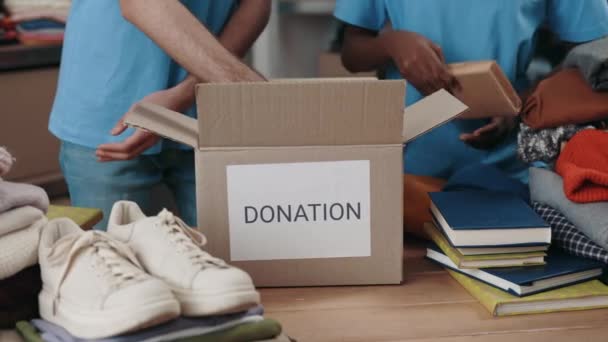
126, 79, 467, 287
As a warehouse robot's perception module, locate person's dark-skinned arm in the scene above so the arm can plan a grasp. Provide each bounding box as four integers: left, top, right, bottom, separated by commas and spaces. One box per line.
459, 40, 586, 150
96, 0, 271, 162
341, 25, 459, 95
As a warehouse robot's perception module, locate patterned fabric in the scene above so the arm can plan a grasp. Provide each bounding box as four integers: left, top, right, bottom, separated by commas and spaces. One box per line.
533, 202, 608, 264
517, 123, 590, 163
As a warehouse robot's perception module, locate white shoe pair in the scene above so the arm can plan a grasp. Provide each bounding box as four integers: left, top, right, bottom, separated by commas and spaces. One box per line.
38, 201, 260, 339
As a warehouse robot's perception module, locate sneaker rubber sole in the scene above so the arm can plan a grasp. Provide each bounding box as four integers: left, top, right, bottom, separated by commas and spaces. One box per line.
39, 287, 181, 339
171, 286, 261, 316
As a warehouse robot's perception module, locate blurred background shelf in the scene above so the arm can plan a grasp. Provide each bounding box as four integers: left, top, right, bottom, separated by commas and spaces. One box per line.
278, 0, 335, 15
0, 43, 61, 71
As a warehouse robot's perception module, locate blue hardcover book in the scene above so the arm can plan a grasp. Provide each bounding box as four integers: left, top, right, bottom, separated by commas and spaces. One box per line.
429, 191, 551, 247
427, 244, 604, 296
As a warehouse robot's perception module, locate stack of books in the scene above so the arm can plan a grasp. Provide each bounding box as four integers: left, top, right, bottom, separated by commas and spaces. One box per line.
426, 191, 608, 316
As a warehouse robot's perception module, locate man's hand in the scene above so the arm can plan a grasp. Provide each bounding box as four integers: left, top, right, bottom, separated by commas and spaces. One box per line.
95, 86, 191, 162
380, 30, 460, 95
460, 116, 518, 150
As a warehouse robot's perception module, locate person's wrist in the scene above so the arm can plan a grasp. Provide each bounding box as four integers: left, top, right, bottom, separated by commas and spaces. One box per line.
169, 82, 195, 111
378, 30, 396, 61
234, 63, 265, 82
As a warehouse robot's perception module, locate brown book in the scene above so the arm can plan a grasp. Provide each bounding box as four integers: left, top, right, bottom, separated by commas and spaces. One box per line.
449, 61, 521, 119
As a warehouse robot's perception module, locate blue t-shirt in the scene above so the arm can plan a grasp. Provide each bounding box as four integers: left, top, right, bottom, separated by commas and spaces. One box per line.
49, 0, 236, 153
335, 0, 608, 182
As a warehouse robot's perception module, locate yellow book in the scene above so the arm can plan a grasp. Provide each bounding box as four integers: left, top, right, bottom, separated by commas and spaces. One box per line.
424, 223, 545, 268
448, 270, 608, 316
47, 205, 103, 230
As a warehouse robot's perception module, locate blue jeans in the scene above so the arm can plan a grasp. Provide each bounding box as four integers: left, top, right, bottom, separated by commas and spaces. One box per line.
59, 141, 197, 230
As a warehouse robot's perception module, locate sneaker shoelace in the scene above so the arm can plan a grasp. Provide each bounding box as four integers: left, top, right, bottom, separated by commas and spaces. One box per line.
47, 230, 147, 314
156, 209, 226, 269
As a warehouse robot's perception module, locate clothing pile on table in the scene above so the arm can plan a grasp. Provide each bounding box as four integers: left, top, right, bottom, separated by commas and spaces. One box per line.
4, 0, 69, 45
15, 18, 64, 45
517, 36, 608, 267
0, 146, 49, 328
18, 309, 287, 342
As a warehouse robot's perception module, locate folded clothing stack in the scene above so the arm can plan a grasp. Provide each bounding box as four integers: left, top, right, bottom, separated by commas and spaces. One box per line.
4, 0, 69, 11
0, 16, 17, 45
0, 206, 46, 279
0, 147, 49, 327
18, 307, 283, 342
4, 0, 69, 44
4, 0, 70, 15
0, 147, 49, 280
518, 36, 608, 166
529, 167, 608, 252
16, 18, 64, 45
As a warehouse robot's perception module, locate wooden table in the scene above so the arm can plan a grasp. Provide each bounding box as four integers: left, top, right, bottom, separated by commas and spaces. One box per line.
5, 237, 608, 341
260, 238, 608, 342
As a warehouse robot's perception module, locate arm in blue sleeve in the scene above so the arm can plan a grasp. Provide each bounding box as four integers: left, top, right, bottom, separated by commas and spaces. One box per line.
334, 0, 387, 32
548, 0, 608, 42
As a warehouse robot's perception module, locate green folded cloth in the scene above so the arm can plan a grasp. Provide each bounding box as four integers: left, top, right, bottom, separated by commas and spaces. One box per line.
176, 318, 282, 342
16, 321, 43, 342
17, 318, 283, 342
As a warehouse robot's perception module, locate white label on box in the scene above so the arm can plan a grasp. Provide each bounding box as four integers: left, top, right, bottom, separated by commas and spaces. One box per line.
226, 160, 371, 261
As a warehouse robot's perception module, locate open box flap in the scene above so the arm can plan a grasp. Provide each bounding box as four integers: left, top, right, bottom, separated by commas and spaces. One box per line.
124, 83, 466, 148
124, 102, 198, 148
402, 89, 469, 143
196, 79, 405, 147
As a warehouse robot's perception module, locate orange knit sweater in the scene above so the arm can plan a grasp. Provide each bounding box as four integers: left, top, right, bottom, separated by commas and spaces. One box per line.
556, 129, 608, 203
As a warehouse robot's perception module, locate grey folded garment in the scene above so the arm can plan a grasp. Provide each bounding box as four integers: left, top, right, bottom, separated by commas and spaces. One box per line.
563, 36, 608, 91
517, 123, 591, 163
0, 206, 45, 236
32, 305, 265, 342
529, 167, 608, 250
0, 181, 49, 214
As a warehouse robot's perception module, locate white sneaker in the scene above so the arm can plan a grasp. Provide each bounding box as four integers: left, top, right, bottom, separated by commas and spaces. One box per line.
39, 218, 180, 339
107, 201, 260, 316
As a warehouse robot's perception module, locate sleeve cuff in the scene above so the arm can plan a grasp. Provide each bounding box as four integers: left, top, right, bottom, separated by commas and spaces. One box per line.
334, 10, 382, 32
